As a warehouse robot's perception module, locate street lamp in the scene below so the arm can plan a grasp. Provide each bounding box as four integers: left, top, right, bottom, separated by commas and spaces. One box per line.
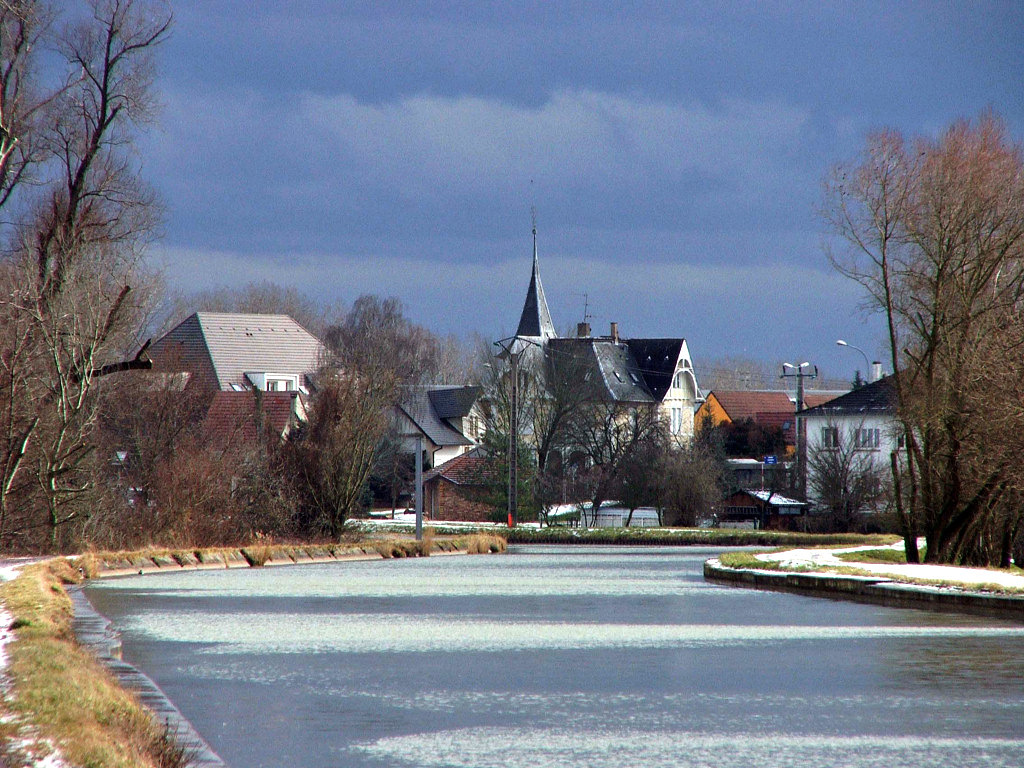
836, 339, 870, 377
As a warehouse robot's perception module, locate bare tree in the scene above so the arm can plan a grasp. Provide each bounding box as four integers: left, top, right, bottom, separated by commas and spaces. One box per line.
826, 113, 1024, 564
567, 401, 665, 522
324, 295, 467, 387
0, 0, 170, 551
806, 423, 891, 532
285, 367, 396, 539
661, 442, 727, 527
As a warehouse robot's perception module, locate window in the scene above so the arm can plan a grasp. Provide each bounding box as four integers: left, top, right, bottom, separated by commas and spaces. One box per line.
246, 372, 298, 391
855, 428, 881, 450
670, 407, 684, 435
821, 426, 839, 450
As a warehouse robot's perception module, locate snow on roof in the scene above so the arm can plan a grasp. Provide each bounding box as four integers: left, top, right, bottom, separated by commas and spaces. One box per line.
743, 489, 806, 507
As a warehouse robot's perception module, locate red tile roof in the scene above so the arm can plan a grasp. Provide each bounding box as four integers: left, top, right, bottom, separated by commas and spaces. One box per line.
804, 393, 840, 409
713, 390, 842, 422
204, 391, 299, 445
423, 449, 495, 487
712, 391, 794, 421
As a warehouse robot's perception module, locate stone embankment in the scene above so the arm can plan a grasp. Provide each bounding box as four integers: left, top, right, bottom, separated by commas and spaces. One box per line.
704, 558, 1024, 622
79, 538, 486, 578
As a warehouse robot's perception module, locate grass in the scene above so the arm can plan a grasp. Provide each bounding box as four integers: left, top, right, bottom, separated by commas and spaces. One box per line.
716, 550, 815, 572
835, 547, 910, 564
240, 544, 274, 567
505, 527, 899, 547
717, 545, 1024, 595
373, 529, 438, 558
463, 533, 508, 554
0, 559, 193, 768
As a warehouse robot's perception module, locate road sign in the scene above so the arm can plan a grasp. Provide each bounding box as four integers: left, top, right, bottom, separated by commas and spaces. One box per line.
763, 455, 778, 465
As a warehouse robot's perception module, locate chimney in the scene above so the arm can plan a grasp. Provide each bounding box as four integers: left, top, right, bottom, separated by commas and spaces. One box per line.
870, 361, 883, 382
577, 321, 591, 338
610, 322, 619, 344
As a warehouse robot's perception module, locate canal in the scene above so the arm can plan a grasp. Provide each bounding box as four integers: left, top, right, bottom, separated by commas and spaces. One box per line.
83, 546, 1024, 767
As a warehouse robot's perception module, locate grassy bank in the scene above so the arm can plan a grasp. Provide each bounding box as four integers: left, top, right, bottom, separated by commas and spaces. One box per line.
717, 548, 1024, 595
504, 527, 898, 547
0, 559, 190, 768
74, 532, 508, 576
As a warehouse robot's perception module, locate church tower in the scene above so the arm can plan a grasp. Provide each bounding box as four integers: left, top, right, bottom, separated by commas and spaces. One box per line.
514, 222, 556, 342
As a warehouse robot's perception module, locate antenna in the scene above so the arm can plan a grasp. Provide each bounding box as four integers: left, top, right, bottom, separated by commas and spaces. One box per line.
573, 292, 592, 323
530, 177, 536, 235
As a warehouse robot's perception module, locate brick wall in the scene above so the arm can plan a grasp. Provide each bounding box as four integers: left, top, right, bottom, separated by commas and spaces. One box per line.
426, 479, 493, 522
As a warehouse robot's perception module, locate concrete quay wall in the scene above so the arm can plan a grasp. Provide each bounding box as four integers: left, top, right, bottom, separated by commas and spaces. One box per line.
704, 559, 1024, 623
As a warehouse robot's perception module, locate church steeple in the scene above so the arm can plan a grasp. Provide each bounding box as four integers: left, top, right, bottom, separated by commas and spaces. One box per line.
515, 218, 556, 340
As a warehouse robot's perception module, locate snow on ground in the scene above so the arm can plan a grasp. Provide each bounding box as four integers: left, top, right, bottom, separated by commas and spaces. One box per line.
0, 557, 71, 767
758, 541, 1024, 590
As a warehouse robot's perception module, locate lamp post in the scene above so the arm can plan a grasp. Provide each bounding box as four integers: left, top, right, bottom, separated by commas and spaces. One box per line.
493, 336, 539, 528
781, 361, 817, 499
836, 339, 870, 382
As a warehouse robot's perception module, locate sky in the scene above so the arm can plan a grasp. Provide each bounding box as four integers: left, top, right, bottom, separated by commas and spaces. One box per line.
139, 1, 1024, 382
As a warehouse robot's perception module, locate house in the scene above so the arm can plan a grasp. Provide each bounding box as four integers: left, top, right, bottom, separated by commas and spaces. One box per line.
422, 447, 495, 522
800, 375, 899, 507
721, 488, 807, 530
395, 385, 486, 468
696, 389, 844, 455
508, 228, 700, 444
203, 390, 305, 447
149, 312, 325, 442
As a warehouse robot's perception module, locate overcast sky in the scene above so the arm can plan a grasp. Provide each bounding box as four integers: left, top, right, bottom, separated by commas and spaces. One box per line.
141, 1, 1024, 381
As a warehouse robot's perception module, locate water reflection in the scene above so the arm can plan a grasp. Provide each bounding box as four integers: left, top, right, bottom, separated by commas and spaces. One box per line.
85, 547, 1024, 768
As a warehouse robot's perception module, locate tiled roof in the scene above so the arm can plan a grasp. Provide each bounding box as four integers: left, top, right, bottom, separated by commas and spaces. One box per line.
711, 390, 845, 423
624, 338, 685, 401
515, 244, 556, 340
548, 338, 656, 404
804, 392, 846, 408
428, 386, 483, 419
753, 410, 796, 443
151, 312, 325, 391
399, 386, 478, 448
423, 447, 495, 486
711, 390, 795, 421
800, 376, 896, 416
204, 390, 300, 444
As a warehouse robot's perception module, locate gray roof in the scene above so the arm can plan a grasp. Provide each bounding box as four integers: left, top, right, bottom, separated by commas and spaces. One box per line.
624, 338, 685, 400
800, 376, 896, 416
151, 312, 325, 391
399, 386, 481, 448
428, 385, 483, 419
548, 338, 656, 404
515, 233, 556, 340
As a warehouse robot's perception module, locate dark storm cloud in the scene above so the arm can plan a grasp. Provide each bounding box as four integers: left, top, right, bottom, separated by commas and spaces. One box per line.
144, 1, 1024, 372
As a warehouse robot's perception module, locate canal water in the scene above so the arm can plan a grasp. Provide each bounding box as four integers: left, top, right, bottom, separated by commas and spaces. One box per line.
84, 546, 1024, 768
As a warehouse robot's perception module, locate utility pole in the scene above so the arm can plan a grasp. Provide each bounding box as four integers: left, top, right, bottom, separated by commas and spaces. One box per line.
494, 335, 539, 528
781, 361, 817, 499
414, 434, 423, 541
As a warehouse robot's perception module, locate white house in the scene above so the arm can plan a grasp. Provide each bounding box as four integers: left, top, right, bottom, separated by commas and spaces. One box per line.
395, 385, 486, 468
800, 375, 898, 507
509, 227, 701, 445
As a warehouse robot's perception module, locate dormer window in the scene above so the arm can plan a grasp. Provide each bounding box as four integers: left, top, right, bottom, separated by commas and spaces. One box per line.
245, 372, 299, 392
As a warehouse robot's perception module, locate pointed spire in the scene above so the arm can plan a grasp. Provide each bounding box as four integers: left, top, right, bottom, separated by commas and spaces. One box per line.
515, 216, 556, 340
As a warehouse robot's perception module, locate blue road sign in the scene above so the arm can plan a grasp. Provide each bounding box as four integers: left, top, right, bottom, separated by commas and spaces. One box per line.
763, 455, 778, 465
